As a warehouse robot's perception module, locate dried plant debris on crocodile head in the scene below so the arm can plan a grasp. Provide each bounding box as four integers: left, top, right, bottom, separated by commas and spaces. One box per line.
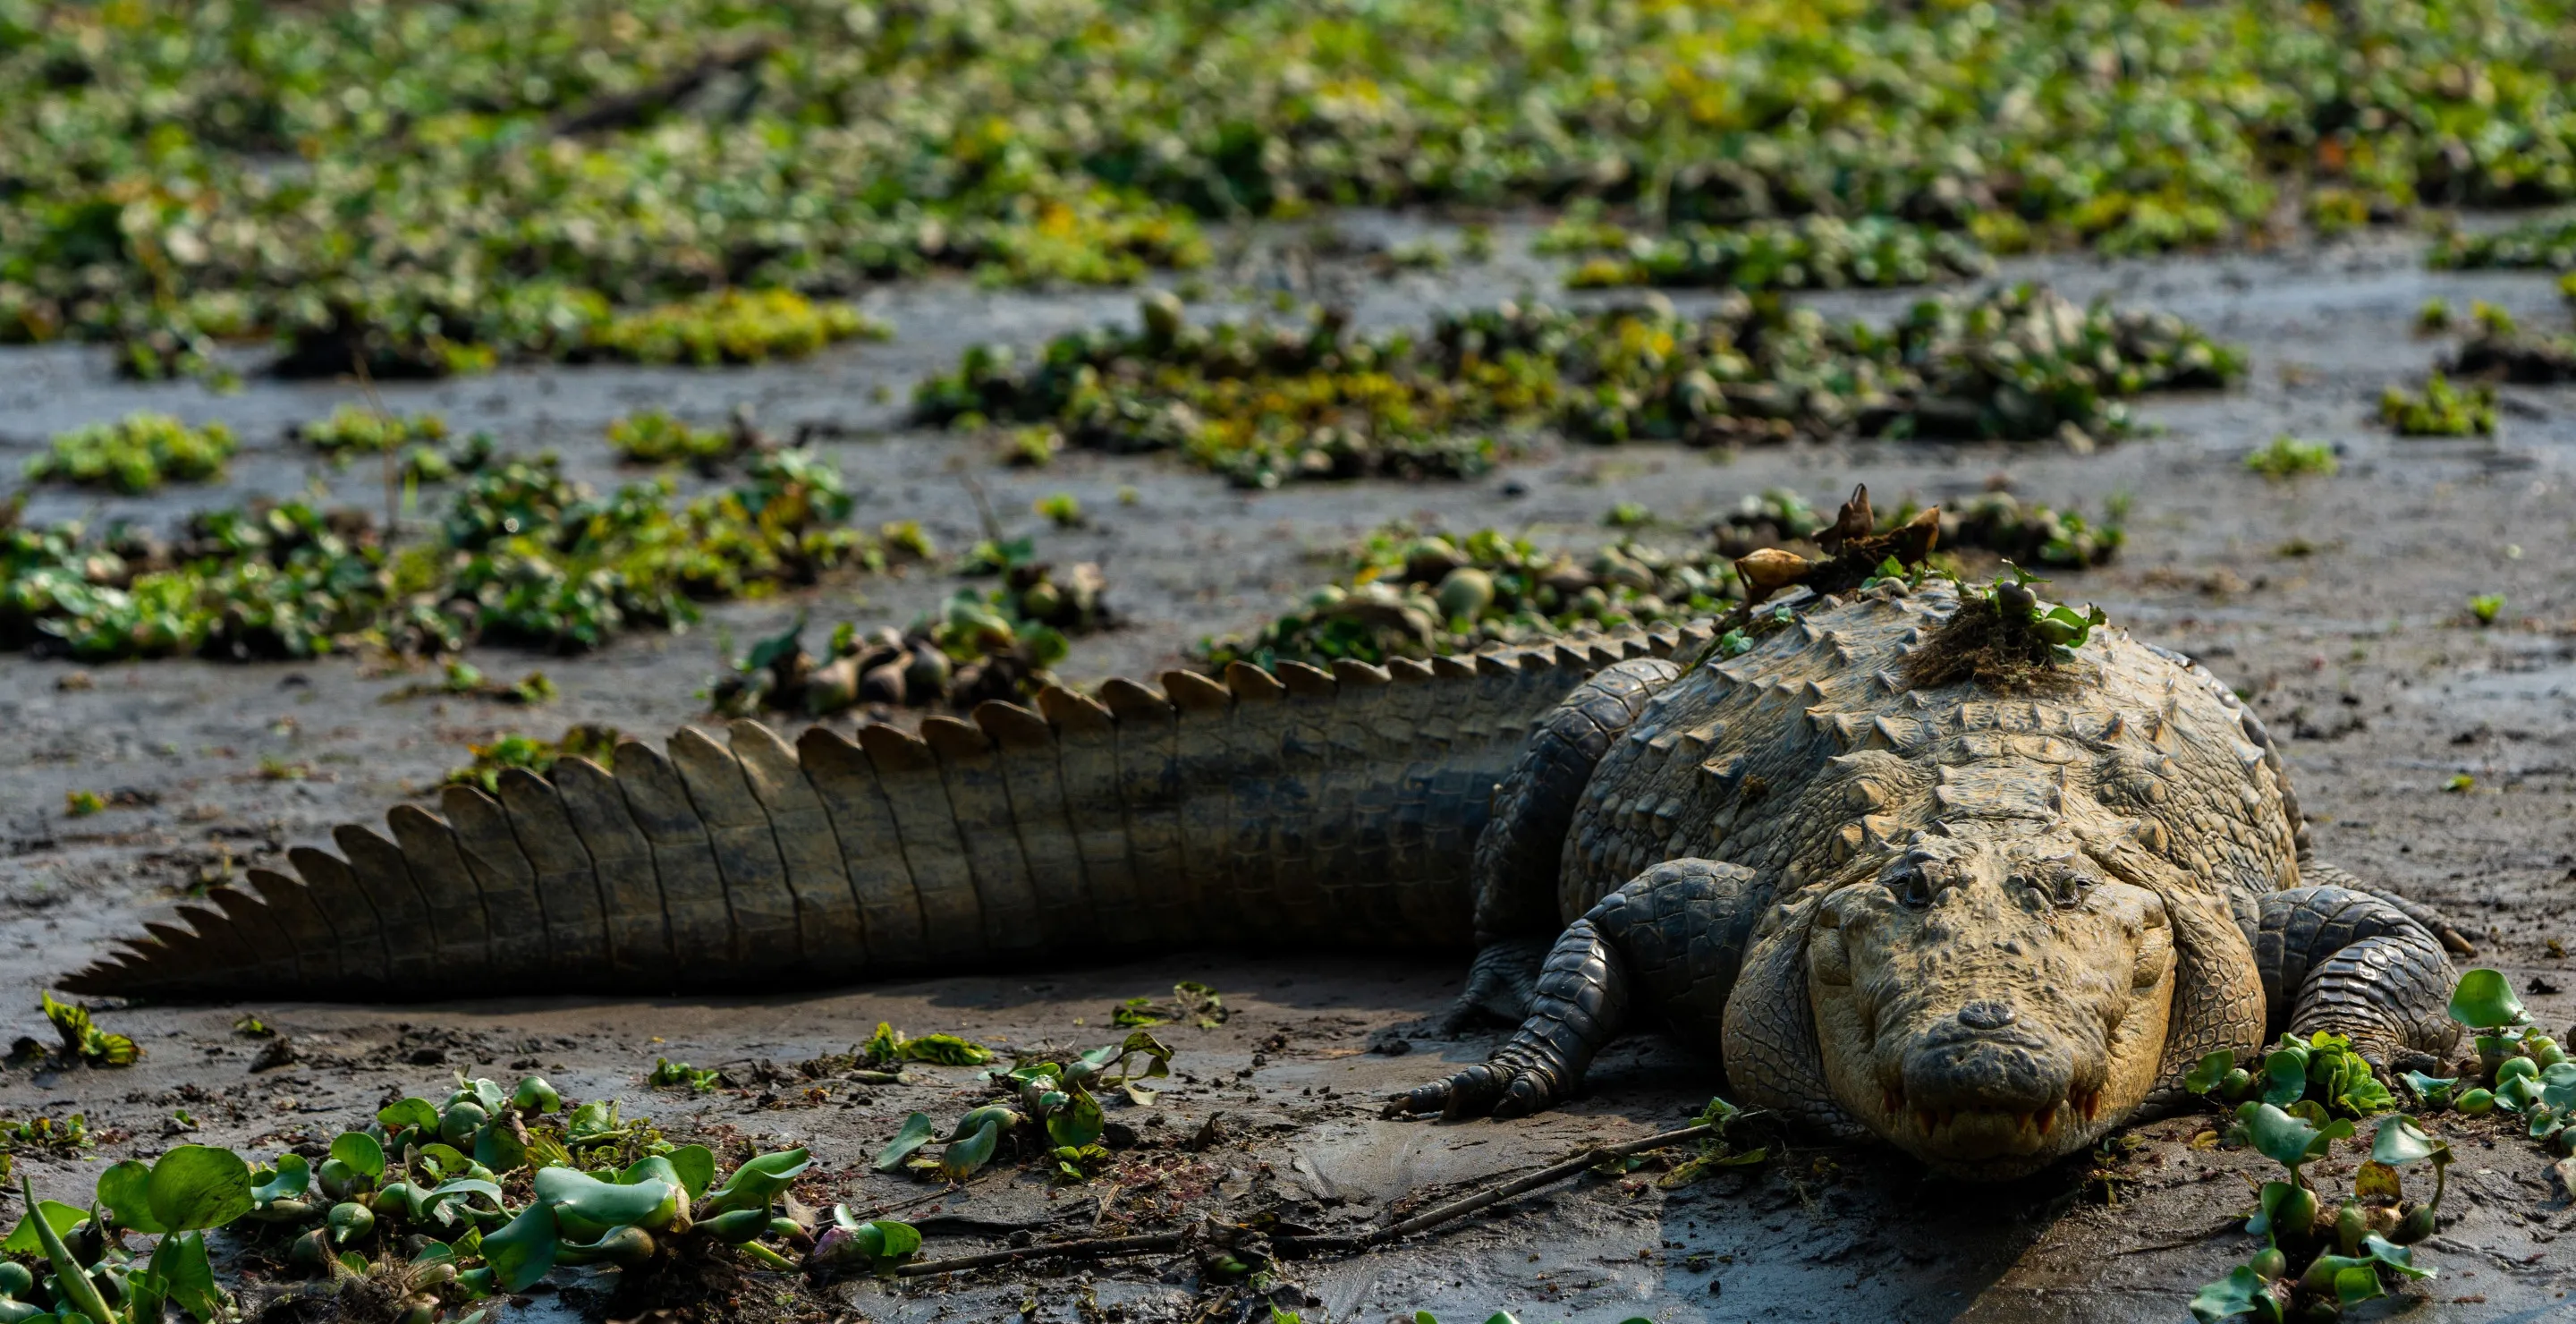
1898, 562, 2108, 693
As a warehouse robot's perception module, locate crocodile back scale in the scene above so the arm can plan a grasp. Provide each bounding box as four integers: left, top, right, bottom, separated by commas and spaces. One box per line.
66, 625, 1714, 1000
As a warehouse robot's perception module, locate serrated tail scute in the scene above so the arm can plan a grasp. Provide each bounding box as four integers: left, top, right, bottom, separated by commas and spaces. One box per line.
70, 626, 1684, 999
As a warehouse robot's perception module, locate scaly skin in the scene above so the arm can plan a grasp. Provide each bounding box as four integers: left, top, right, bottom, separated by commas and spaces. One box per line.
1396, 578, 2463, 1178
72, 581, 2461, 1180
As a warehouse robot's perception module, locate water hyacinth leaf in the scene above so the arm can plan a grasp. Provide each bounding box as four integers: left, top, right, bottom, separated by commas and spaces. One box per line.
941, 1120, 1002, 1182
874, 1113, 936, 1174
2540, 1062, 2576, 1112
21, 1178, 114, 1324
704, 1148, 812, 1215
899, 1033, 992, 1066
480, 1202, 559, 1293
332, 1131, 387, 1181
415, 1144, 470, 1179
147, 1143, 257, 1232
2333, 1264, 2385, 1306
2400, 1072, 2457, 1107
2183, 1050, 2236, 1095
620, 1155, 682, 1191
2360, 1232, 2434, 1278
1046, 1089, 1105, 1150
2352, 1161, 2402, 1202
2285, 1099, 2333, 1126
566, 1099, 625, 1142
534, 1167, 674, 1229
2, 1200, 90, 1254
2249, 1104, 2348, 1169
664, 1144, 716, 1198
2496, 1074, 2541, 1112
2448, 969, 2527, 1029
856, 1218, 922, 1265
379, 1098, 442, 1134
2261, 1050, 2308, 1108
425, 1177, 505, 1219
253, 1153, 311, 1204
98, 1158, 167, 1234
152, 1229, 223, 1324
474, 1121, 528, 1173
2372, 1116, 2444, 1167
2246, 1181, 2291, 1236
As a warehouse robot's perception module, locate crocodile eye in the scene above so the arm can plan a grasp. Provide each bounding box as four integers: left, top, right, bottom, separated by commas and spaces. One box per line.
1889, 867, 1935, 910
2021, 870, 2088, 909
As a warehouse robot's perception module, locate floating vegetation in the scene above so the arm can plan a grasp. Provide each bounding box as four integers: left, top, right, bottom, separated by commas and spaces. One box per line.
39, 991, 138, 1067
0, 448, 894, 662
1559, 216, 1991, 292
590, 290, 890, 368
14, 0, 2576, 381
445, 725, 621, 794
296, 405, 450, 455
1920, 492, 2126, 569
25, 414, 237, 494
919, 287, 2238, 486
713, 559, 1111, 717
1198, 526, 1743, 671
864, 1032, 1169, 1189
1202, 482, 2123, 671
384, 660, 558, 707
605, 410, 748, 469
2444, 323, 2576, 385
2379, 374, 2496, 437
2244, 436, 2340, 479
0, 1072, 841, 1323
2429, 216, 2576, 271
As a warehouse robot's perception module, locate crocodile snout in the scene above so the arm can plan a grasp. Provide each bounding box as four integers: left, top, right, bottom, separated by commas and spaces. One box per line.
1900, 1033, 2073, 1117
1956, 1000, 2016, 1030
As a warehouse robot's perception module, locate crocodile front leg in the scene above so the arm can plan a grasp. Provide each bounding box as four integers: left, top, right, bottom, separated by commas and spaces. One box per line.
1394, 858, 1765, 1119
2256, 883, 2462, 1071
1445, 657, 1682, 1031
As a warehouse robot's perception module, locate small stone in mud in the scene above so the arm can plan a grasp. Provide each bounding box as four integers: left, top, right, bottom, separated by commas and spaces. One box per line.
408, 1046, 445, 1065
1368, 1031, 1411, 1057
249, 1037, 295, 1072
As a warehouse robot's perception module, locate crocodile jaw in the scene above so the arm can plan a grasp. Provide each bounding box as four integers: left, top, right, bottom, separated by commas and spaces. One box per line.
1806, 846, 2178, 1178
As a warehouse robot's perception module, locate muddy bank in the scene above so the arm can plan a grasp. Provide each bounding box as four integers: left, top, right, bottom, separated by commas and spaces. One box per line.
0, 229, 2572, 1320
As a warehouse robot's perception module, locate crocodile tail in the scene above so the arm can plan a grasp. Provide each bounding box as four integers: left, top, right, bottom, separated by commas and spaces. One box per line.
65, 625, 1711, 1001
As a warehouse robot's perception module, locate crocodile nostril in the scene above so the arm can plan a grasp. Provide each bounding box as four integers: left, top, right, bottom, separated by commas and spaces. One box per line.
1957, 1001, 2017, 1031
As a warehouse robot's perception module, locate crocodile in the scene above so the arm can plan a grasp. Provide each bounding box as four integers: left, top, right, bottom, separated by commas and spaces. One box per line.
67, 504, 2469, 1179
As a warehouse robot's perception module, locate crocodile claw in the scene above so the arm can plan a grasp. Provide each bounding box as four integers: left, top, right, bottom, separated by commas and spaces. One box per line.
1386, 1057, 1567, 1120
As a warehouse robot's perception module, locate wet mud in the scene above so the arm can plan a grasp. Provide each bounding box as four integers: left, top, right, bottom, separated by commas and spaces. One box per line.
1, 224, 2572, 1321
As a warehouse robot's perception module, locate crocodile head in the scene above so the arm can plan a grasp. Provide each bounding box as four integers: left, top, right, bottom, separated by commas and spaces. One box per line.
1806, 828, 2177, 1177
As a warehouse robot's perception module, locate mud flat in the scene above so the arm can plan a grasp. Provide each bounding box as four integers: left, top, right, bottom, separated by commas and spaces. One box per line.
0, 229, 2571, 1321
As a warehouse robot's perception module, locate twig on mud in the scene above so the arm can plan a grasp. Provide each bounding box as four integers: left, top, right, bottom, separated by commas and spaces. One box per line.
894, 1228, 1186, 1277
882, 1121, 1718, 1279
2107, 1217, 2244, 1255
1281, 1121, 1716, 1253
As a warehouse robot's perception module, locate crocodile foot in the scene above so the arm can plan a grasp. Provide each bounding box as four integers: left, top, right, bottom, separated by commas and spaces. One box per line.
1386, 1052, 1572, 1120
1434, 938, 1552, 1035
1394, 915, 1632, 1119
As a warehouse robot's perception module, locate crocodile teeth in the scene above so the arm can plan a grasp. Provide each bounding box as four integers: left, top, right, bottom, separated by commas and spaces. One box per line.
2074, 1088, 2102, 1121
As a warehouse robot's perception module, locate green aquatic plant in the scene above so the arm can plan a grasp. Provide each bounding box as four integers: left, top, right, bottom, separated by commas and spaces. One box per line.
2244, 436, 2338, 479
920, 287, 2238, 486
27, 414, 236, 494
2379, 374, 2495, 437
